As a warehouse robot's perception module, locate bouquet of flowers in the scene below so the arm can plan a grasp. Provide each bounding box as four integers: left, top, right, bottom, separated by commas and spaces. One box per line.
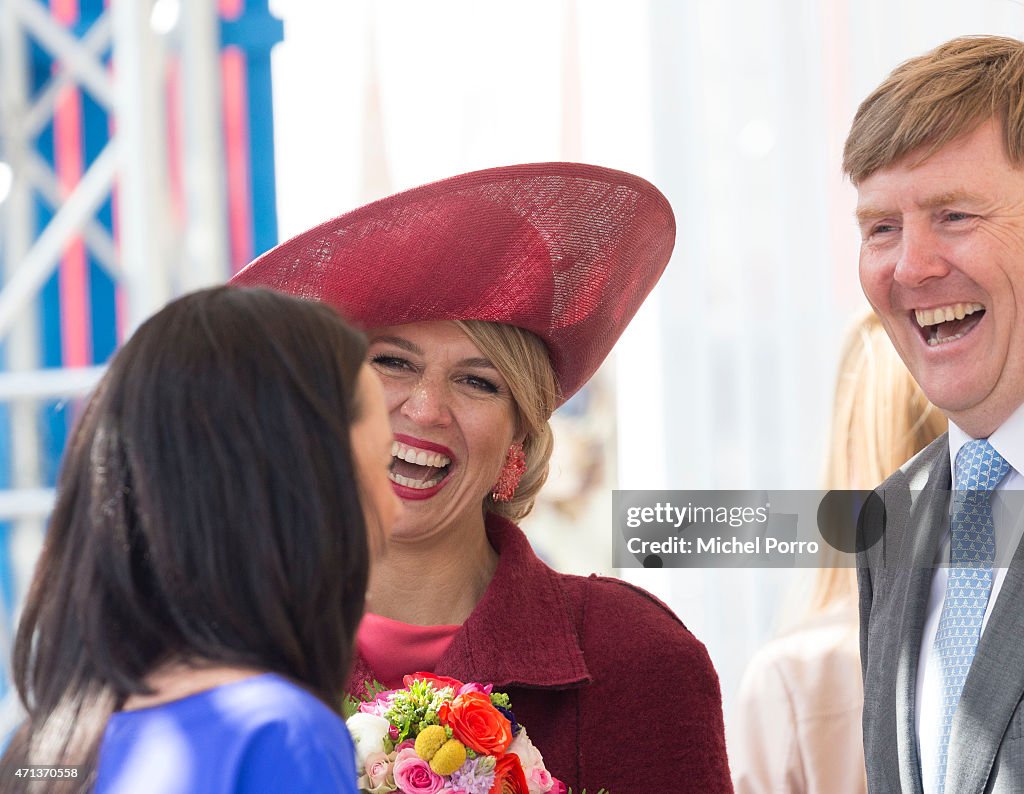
345, 673, 589, 794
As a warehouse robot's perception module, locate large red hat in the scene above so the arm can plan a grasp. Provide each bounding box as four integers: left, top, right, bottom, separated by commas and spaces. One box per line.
231, 162, 674, 403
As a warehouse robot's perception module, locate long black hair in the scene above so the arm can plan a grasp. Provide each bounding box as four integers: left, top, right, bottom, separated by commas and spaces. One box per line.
0, 286, 370, 790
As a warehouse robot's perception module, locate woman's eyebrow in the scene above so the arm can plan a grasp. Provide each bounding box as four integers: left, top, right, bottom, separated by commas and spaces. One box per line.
457, 357, 497, 370
370, 340, 495, 370
370, 336, 421, 354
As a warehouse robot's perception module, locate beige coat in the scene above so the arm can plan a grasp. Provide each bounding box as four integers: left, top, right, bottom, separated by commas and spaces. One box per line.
729, 605, 866, 794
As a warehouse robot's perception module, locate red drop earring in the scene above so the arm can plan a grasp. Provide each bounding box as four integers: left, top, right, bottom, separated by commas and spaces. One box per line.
491, 442, 527, 502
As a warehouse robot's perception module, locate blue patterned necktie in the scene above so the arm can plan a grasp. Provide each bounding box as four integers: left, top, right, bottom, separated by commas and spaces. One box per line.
932, 438, 1010, 793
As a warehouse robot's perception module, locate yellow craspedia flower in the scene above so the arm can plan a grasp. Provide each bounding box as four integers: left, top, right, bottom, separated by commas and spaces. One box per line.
429, 738, 467, 776
414, 725, 447, 761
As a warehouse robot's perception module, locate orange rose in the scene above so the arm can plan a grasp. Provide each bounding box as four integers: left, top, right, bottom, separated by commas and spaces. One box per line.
442, 692, 513, 756
489, 753, 529, 794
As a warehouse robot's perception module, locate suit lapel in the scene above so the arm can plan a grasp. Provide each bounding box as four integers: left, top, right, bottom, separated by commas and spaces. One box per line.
945, 520, 1024, 791
893, 449, 951, 794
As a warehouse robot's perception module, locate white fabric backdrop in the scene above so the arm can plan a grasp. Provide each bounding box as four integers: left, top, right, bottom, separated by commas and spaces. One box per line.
270, 0, 1024, 716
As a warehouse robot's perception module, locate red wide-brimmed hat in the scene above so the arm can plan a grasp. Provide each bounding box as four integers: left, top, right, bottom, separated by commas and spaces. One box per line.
231, 162, 674, 403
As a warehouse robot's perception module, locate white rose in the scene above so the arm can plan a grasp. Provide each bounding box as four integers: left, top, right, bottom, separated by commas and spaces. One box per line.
346, 712, 391, 768
508, 729, 554, 794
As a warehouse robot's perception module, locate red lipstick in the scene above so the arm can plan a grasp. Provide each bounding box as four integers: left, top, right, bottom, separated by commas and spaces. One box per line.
393, 433, 455, 460
390, 434, 455, 500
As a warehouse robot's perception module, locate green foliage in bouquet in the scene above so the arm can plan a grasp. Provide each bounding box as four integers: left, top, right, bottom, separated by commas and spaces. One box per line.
342, 679, 389, 719
385, 679, 455, 743
489, 691, 511, 710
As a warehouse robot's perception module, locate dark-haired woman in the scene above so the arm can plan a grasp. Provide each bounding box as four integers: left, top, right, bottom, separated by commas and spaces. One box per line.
0, 286, 399, 793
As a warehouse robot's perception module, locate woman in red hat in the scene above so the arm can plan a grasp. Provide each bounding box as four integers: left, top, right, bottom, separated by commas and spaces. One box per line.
234, 163, 731, 792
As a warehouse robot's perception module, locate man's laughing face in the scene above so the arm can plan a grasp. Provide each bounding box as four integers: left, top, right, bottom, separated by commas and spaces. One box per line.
856, 118, 1024, 437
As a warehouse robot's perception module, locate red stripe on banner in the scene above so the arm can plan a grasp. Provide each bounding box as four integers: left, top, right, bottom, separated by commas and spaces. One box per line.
106, 53, 124, 342
222, 47, 253, 271
114, 279, 127, 343
167, 57, 185, 226
219, 0, 243, 22
51, 0, 92, 366
51, 0, 75, 23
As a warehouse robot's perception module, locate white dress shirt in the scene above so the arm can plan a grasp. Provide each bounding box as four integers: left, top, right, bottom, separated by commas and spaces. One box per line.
915, 403, 1024, 794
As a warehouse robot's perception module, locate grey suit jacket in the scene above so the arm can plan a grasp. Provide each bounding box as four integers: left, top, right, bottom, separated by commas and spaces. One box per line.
860, 433, 1024, 793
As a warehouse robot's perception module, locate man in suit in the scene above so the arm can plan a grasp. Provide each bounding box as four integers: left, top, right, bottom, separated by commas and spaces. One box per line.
845, 36, 1024, 793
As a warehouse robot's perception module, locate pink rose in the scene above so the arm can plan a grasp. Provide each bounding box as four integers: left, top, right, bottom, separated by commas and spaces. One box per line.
548, 780, 567, 794
396, 739, 416, 752
457, 682, 493, 696
527, 770, 553, 793
359, 690, 398, 718
393, 747, 445, 794
364, 751, 395, 790
508, 729, 554, 794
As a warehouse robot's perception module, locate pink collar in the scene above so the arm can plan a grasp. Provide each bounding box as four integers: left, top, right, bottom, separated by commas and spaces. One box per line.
356, 613, 460, 689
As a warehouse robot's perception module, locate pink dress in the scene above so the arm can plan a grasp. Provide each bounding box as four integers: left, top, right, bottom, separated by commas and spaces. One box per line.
356, 612, 460, 689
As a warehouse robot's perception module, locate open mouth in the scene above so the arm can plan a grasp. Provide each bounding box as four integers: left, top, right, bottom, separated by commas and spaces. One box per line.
914, 302, 985, 347
389, 439, 453, 490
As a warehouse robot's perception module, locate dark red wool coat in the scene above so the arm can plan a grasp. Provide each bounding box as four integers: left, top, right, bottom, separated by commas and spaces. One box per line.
348, 515, 732, 793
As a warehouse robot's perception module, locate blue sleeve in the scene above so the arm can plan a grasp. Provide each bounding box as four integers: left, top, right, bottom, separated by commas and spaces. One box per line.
233, 721, 359, 794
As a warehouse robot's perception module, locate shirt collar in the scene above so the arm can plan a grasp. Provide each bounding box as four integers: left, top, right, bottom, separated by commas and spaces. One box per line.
949, 400, 1024, 482
349, 514, 592, 693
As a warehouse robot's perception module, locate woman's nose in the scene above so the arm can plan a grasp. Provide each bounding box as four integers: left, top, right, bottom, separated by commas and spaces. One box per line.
399, 377, 452, 427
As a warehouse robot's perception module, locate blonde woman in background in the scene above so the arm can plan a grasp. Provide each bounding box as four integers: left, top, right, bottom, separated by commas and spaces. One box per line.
729, 310, 946, 794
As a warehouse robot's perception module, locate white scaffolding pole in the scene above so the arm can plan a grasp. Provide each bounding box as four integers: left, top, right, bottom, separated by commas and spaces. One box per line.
0, 138, 119, 341
179, 0, 230, 289
111, 0, 174, 333
0, 0, 230, 494
0, 1, 46, 730
0, 0, 46, 611
12, 0, 114, 109
0, 0, 234, 738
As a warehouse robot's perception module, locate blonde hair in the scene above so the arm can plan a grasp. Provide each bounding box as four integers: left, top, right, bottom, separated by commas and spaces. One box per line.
844, 35, 1024, 184
807, 311, 946, 615
455, 320, 559, 522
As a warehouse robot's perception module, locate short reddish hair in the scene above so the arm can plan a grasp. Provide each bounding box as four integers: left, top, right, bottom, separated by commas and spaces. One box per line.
844, 35, 1024, 184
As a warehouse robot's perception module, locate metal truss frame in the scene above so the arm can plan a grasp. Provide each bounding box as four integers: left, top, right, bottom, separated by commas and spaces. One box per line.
0, 0, 231, 517
0, 0, 232, 733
